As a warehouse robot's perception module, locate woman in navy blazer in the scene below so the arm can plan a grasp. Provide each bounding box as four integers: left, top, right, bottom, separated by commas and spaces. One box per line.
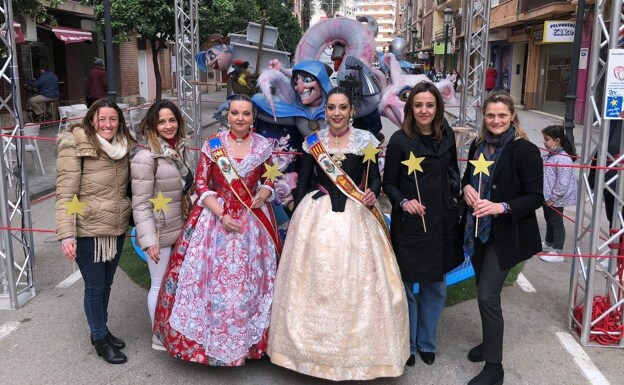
461, 91, 543, 385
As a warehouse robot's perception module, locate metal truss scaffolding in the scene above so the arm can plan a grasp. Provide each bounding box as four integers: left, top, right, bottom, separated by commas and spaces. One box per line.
0, 0, 38, 310
457, 0, 491, 130
568, 0, 624, 347
174, 0, 202, 165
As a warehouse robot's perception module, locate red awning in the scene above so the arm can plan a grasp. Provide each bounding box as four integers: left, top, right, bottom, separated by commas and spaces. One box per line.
13, 22, 25, 44
40, 24, 92, 44
0, 22, 25, 44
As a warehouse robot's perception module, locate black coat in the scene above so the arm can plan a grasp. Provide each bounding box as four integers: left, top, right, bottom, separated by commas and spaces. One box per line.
461, 137, 544, 271
383, 123, 464, 282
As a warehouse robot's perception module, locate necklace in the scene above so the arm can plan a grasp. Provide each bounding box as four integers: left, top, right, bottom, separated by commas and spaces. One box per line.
229, 131, 250, 145
329, 126, 350, 146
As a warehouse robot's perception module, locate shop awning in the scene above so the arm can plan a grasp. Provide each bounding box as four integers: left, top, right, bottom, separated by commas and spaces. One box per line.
13, 22, 25, 44
39, 24, 92, 44
0, 22, 25, 44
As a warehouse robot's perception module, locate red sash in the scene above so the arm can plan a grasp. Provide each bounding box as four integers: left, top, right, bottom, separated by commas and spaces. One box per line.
208, 134, 282, 254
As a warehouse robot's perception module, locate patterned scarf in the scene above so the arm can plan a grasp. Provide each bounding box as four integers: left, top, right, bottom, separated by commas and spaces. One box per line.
464, 127, 516, 256
157, 136, 193, 192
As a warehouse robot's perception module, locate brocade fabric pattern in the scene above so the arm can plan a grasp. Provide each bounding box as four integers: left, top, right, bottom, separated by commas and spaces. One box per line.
152, 132, 277, 366
268, 131, 409, 380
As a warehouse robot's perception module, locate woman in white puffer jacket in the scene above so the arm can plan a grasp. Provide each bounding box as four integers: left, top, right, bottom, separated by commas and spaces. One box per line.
130, 100, 193, 350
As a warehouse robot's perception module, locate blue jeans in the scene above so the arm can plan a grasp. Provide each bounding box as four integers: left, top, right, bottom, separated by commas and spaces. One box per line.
404, 280, 447, 354
75, 236, 124, 341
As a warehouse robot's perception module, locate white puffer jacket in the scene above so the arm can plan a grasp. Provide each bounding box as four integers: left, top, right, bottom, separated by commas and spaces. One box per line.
131, 148, 188, 250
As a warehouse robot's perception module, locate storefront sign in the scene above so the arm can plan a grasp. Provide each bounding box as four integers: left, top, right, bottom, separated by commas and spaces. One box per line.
543, 21, 575, 43
579, 48, 588, 70
433, 42, 453, 55
604, 49, 624, 119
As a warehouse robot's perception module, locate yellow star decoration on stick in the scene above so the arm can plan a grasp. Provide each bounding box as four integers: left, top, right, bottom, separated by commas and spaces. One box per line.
149, 191, 172, 213
469, 153, 495, 176
401, 151, 425, 174
262, 163, 283, 182
361, 141, 381, 163
64, 194, 87, 216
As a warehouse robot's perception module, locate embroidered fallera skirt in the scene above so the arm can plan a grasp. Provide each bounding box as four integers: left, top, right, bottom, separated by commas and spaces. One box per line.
153, 202, 277, 366
268, 193, 409, 380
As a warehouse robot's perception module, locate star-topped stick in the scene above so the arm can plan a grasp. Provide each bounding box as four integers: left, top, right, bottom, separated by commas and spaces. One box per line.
262, 162, 283, 183
148, 191, 172, 250
361, 141, 381, 192
469, 153, 495, 238
64, 194, 86, 271
401, 151, 427, 232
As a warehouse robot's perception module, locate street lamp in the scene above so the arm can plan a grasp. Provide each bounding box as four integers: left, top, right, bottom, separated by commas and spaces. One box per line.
442, 7, 452, 78
411, 27, 418, 62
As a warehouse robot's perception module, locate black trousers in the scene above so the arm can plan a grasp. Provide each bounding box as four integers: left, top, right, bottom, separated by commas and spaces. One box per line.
542, 205, 565, 249
472, 242, 510, 363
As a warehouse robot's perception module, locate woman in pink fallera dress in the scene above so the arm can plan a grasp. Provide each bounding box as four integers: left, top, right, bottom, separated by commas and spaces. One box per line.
152, 95, 281, 365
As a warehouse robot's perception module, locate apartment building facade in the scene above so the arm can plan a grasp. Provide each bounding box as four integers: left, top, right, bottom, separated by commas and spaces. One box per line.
407, 0, 588, 122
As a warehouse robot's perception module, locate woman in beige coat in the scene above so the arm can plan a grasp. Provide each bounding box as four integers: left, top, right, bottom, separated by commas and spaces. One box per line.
56, 99, 137, 364
130, 100, 193, 351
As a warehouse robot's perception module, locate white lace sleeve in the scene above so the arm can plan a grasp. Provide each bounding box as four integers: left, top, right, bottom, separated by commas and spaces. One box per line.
352, 129, 381, 155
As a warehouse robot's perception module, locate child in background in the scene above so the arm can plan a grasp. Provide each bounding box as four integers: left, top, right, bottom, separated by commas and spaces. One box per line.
540, 125, 578, 262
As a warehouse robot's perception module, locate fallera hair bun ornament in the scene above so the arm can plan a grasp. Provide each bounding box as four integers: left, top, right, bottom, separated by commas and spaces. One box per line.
94, 57, 105, 67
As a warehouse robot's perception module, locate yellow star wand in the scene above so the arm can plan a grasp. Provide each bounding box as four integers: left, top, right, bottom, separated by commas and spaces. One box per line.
361, 142, 381, 192
149, 191, 172, 249
63, 194, 86, 271
401, 151, 427, 232
469, 153, 495, 237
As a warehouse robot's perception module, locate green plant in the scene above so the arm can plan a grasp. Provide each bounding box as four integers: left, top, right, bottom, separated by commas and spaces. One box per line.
445, 262, 525, 307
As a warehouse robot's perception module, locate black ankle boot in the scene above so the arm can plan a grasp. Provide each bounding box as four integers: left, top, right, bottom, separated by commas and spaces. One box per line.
106, 331, 126, 350
405, 354, 416, 366
90, 331, 125, 350
94, 338, 127, 364
468, 362, 504, 385
418, 350, 435, 365
468, 343, 484, 362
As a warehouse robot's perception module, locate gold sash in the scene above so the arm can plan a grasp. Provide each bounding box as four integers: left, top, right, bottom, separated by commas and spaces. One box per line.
304, 132, 390, 239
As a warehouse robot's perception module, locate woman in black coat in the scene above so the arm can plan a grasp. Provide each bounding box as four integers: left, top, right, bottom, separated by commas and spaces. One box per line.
383, 81, 464, 367
462, 91, 543, 385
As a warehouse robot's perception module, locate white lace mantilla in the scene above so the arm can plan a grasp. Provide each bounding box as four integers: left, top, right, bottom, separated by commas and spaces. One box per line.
302, 128, 380, 156
201, 131, 273, 177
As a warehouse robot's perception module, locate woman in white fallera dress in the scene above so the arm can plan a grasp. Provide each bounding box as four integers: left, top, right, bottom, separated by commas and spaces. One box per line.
268, 87, 409, 381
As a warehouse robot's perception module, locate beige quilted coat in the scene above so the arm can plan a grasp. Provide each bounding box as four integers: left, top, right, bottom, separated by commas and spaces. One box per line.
130, 148, 186, 250
55, 127, 136, 240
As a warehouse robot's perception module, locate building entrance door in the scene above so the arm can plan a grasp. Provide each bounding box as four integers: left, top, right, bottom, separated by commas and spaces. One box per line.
137, 50, 148, 99
536, 43, 572, 116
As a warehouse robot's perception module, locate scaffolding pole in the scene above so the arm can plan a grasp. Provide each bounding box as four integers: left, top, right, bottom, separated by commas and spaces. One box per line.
0, 0, 38, 310
457, 0, 491, 130
174, 0, 202, 166
568, 0, 624, 347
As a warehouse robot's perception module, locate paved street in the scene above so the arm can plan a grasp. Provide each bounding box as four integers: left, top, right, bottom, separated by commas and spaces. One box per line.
1, 91, 623, 384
